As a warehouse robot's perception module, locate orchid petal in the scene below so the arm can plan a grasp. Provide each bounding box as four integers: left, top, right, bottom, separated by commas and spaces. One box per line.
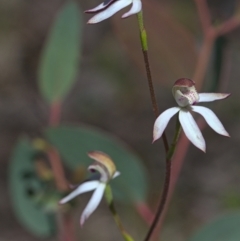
88, 0, 132, 24
88, 164, 109, 183
179, 110, 206, 152
198, 93, 230, 103
191, 106, 229, 137
112, 171, 120, 179
85, 0, 117, 13
59, 181, 99, 204
80, 182, 106, 226
174, 90, 193, 107
122, 0, 142, 18
153, 107, 180, 142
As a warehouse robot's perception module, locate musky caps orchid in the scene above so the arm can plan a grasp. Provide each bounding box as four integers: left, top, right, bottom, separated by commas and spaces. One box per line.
153, 78, 230, 152
59, 151, 120, 226
85, 0, 142, 24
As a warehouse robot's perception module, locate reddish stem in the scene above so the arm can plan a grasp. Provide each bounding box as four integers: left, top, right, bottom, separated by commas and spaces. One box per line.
58, 212, 76, 241
193, 29, 216, 87
143, 160, 171, 241
48, 101, 76, 241
136, 202, 154, 225
49, 101, 62, 126
216, 16, 240, 36
141, 49, 169, 152
47, 148, 68, 192
194, 0, 212, 34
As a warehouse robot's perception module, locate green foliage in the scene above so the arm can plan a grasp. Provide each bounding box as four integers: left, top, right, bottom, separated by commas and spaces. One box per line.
188, 212, 240, 241
9, 138, 55, 237
44, 124, 148, 203
38, 1, 81, 104
222, 191, 240, 209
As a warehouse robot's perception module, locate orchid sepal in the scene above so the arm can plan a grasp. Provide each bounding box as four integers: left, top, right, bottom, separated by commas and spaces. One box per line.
85, 0, 142, 24
198, 93, 231, 102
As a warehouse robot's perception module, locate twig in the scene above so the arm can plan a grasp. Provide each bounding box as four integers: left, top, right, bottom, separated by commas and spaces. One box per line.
194, 0, 212, 34
216, 16, 240, 36
47, 147, 68, 191
49, 101, 62, 126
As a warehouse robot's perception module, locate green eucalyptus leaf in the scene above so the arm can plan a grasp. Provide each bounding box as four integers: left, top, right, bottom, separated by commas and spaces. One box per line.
188, 212, 240, 241
44, 125, 148, 203
38, 1, 81, 103
9, 138, 55, 237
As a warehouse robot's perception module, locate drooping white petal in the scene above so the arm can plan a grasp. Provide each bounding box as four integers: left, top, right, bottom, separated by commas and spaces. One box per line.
191, 106, 230, 137
198, 93, 230, 103
85, 0, 117, 13
59, 181, 99, 204
80, 182, 106, 226
122, 0, 142, 18
88, 0, 132, 24
153, 107, 180, 142
179, 109, 206, 152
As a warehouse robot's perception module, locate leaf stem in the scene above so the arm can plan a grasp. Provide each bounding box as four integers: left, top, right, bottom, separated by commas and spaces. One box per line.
47, 147, 68, 192
105, 184, 135, 241
143, 119, 181, 241
49, 101, 62, 126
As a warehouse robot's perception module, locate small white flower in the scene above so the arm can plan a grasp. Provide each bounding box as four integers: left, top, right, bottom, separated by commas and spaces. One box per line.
153, 78, 230, 152
59, 151, 120, 226
85, 0, 142, 24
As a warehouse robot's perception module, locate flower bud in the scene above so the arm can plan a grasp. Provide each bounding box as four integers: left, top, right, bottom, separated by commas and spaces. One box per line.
172, 78, 199, 107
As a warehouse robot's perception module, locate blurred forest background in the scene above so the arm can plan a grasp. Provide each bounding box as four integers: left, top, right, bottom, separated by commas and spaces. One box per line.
0, 0, 240, 240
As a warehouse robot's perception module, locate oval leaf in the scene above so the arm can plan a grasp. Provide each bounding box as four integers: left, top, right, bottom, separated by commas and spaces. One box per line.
9, 138, 55, 237
44, 124, 148, 203
188, 212, 240, 241
38, 2, 81, 103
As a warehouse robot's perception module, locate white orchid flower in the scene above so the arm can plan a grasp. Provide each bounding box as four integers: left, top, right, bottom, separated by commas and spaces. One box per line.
153, 78, 230, 152
59, 151, 120, 226
85, 0, 142, 24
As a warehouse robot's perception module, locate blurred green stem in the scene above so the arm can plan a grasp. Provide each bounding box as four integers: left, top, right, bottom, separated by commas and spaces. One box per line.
105, 184, 135, 241
143, 119, 181, 241
137, 11, 169, 152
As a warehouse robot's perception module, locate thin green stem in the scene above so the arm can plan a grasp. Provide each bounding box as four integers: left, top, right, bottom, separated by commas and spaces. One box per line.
137, 11, 169, 152
105, 185, 135, 241
143, 119, 181, 241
